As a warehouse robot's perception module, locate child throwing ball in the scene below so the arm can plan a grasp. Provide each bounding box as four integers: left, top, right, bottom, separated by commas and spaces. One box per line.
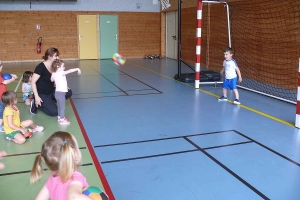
51, 59, 81, 124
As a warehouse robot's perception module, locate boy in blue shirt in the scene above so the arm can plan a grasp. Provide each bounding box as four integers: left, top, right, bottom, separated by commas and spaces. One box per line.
218, 47, 242, 104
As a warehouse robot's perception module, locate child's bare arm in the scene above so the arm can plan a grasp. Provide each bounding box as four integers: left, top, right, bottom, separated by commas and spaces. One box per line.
7, 115, 26, 134
67, 181, 92, 200
64, 68, 81, 75
236, 68, 242, 82
2, 76, 17, 85
11, 74, 17, 78
220, 67, 224, 75
35, 185, 50, 200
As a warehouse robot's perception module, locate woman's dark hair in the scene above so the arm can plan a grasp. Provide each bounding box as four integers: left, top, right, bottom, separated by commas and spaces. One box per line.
42, 48, 60, 61
22, 71, 33, 83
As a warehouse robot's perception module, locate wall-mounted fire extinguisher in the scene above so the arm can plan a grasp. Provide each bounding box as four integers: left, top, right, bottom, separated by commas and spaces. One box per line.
36, 37, 42, 54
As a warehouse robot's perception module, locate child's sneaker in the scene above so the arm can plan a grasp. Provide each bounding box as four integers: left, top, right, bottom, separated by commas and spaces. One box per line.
0, 125, 5, 132
234, 99, 241, 105
6, 137, 12, 141
32, 125, 44, 132
58, 116, 61, 121
59, 117, 70, 125
30, 100, 37, 115
218, 96, 228, 101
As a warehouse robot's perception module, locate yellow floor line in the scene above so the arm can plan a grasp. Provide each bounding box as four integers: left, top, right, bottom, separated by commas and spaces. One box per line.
129, 62, 295, 128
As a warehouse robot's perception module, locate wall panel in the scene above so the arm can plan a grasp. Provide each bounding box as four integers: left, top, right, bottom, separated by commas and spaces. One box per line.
0, 11, 160, 61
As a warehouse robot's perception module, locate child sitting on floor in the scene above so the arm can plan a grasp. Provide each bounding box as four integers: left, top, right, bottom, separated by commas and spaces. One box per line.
22, 71, 33, 106
2, 91, 44, 144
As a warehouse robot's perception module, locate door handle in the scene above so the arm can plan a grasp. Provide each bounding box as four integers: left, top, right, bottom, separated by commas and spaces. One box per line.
116, 34, 118, 40
172, 35, 176, 40
79, 35, 83, 40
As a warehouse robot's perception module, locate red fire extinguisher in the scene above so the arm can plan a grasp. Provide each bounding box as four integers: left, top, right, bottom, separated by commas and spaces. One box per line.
37, 37, 42, 54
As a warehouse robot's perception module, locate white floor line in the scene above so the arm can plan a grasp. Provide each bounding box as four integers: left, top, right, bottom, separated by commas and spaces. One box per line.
14, 75, 23, 92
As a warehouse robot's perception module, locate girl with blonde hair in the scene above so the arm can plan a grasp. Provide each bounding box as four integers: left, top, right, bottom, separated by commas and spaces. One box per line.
30, 131, 91, 200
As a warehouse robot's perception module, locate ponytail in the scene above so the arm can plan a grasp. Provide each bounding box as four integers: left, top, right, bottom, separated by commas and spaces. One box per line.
58, 141, 76, 183
30, 154, 43, 184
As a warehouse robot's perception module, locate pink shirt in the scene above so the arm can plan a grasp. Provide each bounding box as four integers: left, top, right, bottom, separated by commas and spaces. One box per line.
51, 71, 68, 92
45, 171, 89, 200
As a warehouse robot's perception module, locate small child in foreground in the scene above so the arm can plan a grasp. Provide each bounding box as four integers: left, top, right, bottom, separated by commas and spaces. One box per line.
30, 131, 91, 200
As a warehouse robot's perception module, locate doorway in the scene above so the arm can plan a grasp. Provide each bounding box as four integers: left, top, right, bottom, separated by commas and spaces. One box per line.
78, 15, 98, 59
99, 15, 118, 59
166, 11, 178, 59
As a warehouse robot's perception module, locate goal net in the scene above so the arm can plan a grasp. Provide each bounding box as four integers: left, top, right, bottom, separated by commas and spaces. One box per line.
201, 0, 300, 103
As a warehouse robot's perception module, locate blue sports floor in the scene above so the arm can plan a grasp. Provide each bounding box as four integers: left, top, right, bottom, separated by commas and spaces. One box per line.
1, 58, 300, 200
70, 58, 300, 200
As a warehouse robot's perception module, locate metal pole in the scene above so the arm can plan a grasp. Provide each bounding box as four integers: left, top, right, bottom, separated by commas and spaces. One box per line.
177, 0, 182, 78
195, 0, 202, 89
296, 57, 300, 127
225, 3, 231, 47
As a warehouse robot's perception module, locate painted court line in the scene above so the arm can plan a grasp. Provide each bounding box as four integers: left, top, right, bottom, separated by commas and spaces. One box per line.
72, 92, 162, 100
99, 141, 253, 164
0, 163, 93, 177
95, 129, 300, 168
14, 74, 23, 92
234, 130, 300, 167
94, 130, 233, 148
88, 64, 163, 94
6, 147, 87, 157
70, 98, 115, 200
101, 149, 199, 164
184, 136, 270, 200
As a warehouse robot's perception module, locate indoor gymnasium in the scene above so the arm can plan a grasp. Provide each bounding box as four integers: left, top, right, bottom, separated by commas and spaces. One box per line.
0, 0, 300, 199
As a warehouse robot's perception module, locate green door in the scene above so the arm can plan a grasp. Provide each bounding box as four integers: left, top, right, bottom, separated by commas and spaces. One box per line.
100, 15, 118, 59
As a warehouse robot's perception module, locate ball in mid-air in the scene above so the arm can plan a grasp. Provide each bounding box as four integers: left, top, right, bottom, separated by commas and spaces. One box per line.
112, 53, 126, 66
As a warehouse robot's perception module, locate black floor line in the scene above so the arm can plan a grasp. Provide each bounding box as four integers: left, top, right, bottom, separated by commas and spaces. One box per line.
99, 141, 253, 164
203, 141, 253, 150
94, 130, 232, 148
234, 130, 300, 167
0, 163, 93, 177
183, 136, 270, 200
6, 147, 87, 157
72, 92, 162, 100
101, 149, 198, 164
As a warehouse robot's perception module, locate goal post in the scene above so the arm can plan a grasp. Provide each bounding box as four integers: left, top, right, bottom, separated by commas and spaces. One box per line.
195, 0, 231, 89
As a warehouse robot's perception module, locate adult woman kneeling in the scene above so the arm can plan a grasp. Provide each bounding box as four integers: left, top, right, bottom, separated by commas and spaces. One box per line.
30, 48, 72, 116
